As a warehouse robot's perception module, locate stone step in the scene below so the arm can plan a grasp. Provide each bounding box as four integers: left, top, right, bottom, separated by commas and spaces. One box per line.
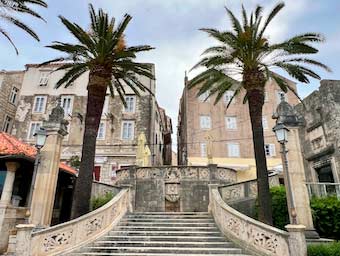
134, 212, 210, 215
84, 246, 243, 254
109, 230, 222, 236
101, 235, 227, 242
115, 226, 219, 231
125, 215, 212, 219
122, 218, 215, 223
71, 253, 251, 256
92, 240, 234, 248
119, 221, 216, 227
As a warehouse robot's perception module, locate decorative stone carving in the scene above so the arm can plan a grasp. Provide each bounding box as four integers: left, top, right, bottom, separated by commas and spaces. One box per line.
43, 229, 73, 252
115, 169, 129, 182
85, 215, 104, 236
182, 168, 198, 179
222, 186, 243, 201
199, 168, 210, 180
248, 226, 279, 254
136, 169, 148, 179
165, 169, 180, 182
218, 169, 231, 180
165, 183, 180, 203
15, 100, 31, 122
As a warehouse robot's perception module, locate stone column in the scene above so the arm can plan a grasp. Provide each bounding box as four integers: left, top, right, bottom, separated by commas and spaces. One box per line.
273, 97, 318, 238
29, 104, 68, 227
286, 224, 307, 256
0, 162, 20, 205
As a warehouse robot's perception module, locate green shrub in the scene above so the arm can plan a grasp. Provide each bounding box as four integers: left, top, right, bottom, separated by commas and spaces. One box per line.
308, 242, 340, 256
311, 196, 340, 240
90, 192, 114, 210
256, 186, 290, 230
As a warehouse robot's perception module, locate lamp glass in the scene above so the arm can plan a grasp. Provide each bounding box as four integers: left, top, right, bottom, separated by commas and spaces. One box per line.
34, 128, 47, 148
273, 123, 289, 143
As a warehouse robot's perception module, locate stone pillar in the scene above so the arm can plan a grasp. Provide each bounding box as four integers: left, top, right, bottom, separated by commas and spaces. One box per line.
273, 97, 318, 238
29, 104, 68, 227
15, 224, 35, 256
0, 162, 20, 205
285, 224, 307, 256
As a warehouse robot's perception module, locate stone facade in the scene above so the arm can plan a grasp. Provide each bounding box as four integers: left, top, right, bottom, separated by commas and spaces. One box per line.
112, 165, 237, 212
178, 74, 299, 181
0, 71, 24, 134
295, 80, 340, 184
10, 64, 172, 184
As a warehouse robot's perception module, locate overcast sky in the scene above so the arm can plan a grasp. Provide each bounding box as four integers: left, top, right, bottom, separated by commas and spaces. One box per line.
1, 0, 339, 148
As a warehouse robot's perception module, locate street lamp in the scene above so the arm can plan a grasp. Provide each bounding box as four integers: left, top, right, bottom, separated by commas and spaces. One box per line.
273, 122, 297, 224
26, 128, 47, 220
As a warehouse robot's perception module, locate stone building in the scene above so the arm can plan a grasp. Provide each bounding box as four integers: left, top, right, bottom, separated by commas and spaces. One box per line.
0, 71, 24, 134
295, 80, 340, 184
178, 74, 299, 181
11, 63, 171, 184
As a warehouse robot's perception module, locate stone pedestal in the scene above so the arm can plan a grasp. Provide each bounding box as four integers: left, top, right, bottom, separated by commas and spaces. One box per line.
29, 104, 68, 227
286, 224, 307, 256
285, 127, 318, 238
0, 162, 20, 205
15, 224, 35, 256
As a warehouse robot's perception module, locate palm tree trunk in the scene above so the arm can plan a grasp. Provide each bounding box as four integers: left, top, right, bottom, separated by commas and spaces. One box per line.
247, 88, 273, 225
71, 70, 109, 219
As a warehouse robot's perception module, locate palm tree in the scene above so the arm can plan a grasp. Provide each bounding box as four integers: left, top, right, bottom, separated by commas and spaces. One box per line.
42, 4, 154, 218
189, 2, 330, 225
0, 0, 47, 54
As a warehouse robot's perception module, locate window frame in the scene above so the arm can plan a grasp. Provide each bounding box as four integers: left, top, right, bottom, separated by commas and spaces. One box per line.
9, 87, 19, 105
200, 143, 207, 157
200, 115, 211, 129
227, 142, 240, 158
33, 95, 47, 113
97, 122, 106, 140
224, 90, 235, 105
2, 115, 13, 133
27, 121, 43, 140
124, 95, 136, 113
198, 91, 210, 102
121, 120, 135, 140
225, 116, 237, 130
262, 116, 268, 130
38, 71, 50, 86
60, 95, 74, 117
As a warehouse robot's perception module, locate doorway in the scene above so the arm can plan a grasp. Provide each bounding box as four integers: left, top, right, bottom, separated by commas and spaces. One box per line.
165, 199, 180, 212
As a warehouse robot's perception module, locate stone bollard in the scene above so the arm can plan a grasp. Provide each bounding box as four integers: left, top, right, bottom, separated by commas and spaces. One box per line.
285, 224, 307, 256
208, 184, 219, 214
15, 224, 35, 256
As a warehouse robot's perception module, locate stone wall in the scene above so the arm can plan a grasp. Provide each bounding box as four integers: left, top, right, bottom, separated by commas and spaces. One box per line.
112, 165, 237, 212
295, 80, 340, 183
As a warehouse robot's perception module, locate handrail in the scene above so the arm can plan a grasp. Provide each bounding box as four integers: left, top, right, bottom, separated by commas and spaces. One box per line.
210, 186, 290, 256
29, 188, 131, 256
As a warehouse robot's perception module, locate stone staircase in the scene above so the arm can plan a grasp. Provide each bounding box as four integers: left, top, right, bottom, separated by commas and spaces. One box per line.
68, 212, 251, 256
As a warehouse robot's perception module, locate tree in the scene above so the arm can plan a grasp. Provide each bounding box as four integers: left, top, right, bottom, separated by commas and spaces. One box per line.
188, 2, 330, 225
0, 0, 47, 54
42, 4, 154, 218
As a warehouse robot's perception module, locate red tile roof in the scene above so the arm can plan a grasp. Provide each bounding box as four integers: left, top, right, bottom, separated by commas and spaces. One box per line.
0, 132, 77, 176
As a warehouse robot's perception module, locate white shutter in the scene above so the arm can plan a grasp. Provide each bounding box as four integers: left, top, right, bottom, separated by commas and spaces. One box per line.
200, 143, 207, 157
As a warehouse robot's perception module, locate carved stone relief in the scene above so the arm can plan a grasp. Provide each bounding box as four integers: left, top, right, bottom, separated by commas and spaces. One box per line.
85, 215, 104, 236
43, 229, 73, 252
165, 169, 180, 182
15, 100, 31, 122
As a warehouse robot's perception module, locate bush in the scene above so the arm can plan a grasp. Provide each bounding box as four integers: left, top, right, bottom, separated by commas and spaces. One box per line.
308, 242, 340, 256
90, 192, 114, 210
256, 186, 290, 230
311, 196, 340, 240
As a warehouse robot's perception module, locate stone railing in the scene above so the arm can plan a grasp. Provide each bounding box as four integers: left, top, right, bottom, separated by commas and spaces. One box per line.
209, 185, 306, 256
91, 181, 121, 198
219, 174, 280, 203
306, 182, 340, 199
15, 188, 131, 256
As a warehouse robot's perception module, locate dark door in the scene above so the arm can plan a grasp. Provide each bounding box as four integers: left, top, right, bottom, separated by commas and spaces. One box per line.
165, 200, 180, 212
93, 166, 101, 181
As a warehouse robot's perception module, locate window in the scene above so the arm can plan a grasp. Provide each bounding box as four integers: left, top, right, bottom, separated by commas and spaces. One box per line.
124, 96, 135, 113
226, 116, 237, 130
200, 115, 211, 129
33, 96, 47, 113
9, 87, 19, 104
93, 166, 101, 181
265, 144, 276, 157
227, 143, 240, 157
198, 91, 210, 102
2, 115, 13, 133
28, 122, 42, 140
61, 96, 73, 116
97, 122, 106, 139
262, 116, 268, 130
224, 90, 234, 104
121, 121, 134, 140
276, 91, 286, 103
200, 143, 207, 157
38, 72, 49, 86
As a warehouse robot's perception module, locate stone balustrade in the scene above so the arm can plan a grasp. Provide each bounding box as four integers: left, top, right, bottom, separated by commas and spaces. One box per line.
209, 185, 306, 256
15, 188, 132, 256
91, 180, 121, 198
219, 174, 280, 203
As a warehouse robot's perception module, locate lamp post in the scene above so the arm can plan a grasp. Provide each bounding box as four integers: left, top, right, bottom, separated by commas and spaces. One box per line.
26, 128, 47, 217
273, 122, 297, 225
